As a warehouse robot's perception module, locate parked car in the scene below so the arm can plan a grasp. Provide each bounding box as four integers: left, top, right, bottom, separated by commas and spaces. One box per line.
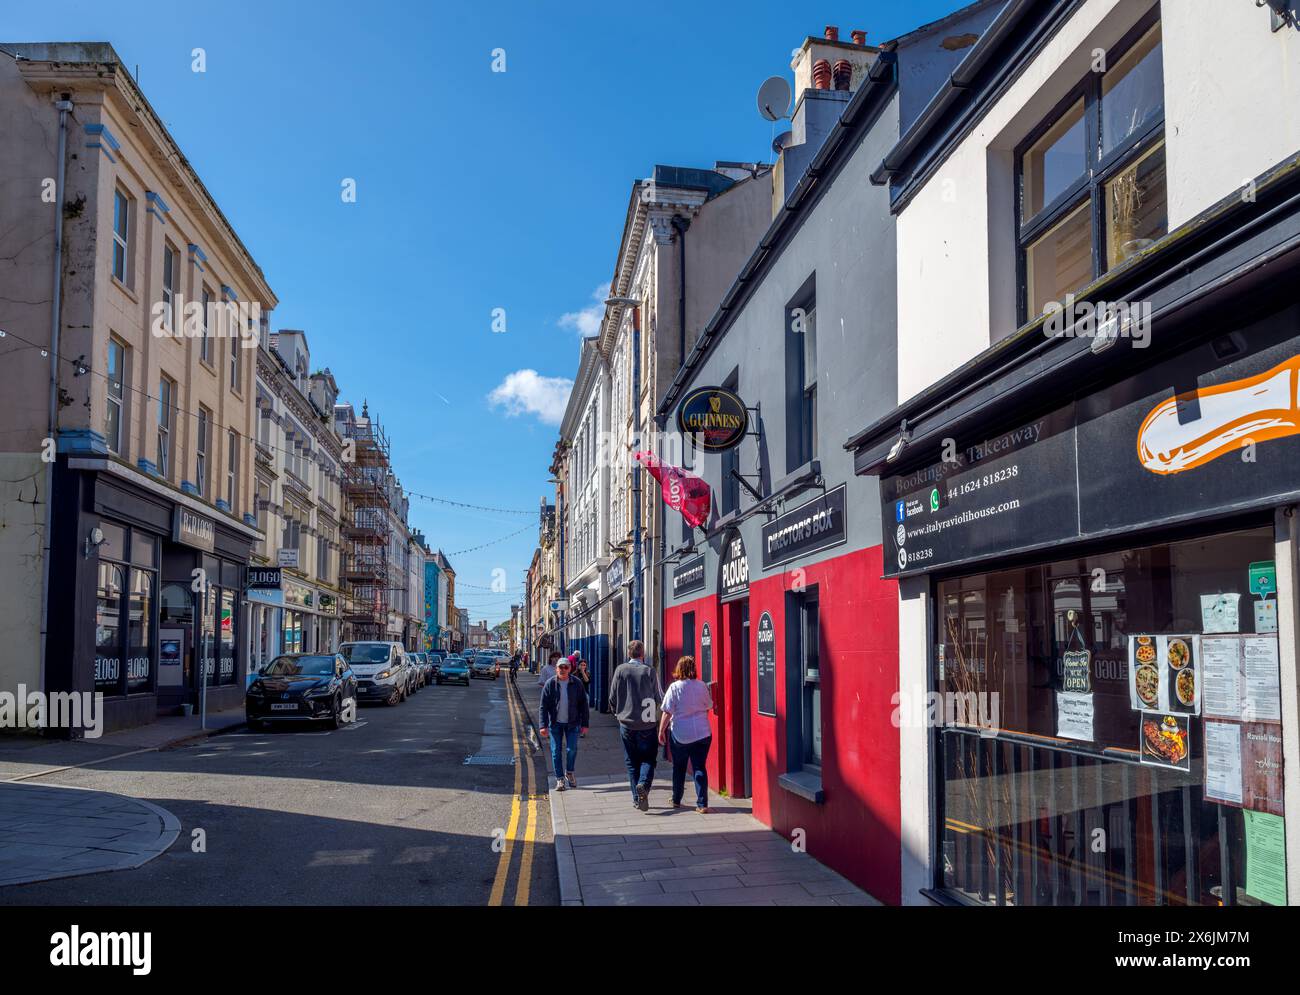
246, 653, 357, 730
339, 641, 409, 706
412, 652, 435, 685
470, 655, 499, 680
405, 653, 423, 695
428, 652, 445, 677
437, 654, 471, 686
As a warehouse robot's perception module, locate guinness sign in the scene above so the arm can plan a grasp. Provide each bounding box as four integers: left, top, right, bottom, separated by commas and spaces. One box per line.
677, 386, 748, 452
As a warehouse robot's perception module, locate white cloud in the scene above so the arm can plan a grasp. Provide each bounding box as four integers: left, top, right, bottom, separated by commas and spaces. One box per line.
558, 282, 611, 337
488, 369, 573, 426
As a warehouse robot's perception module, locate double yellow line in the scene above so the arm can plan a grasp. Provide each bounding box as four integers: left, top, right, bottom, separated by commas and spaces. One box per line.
487, 677, 539, 906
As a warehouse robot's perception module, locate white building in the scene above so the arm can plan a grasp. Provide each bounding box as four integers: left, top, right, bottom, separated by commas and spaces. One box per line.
249, 330, 343, 669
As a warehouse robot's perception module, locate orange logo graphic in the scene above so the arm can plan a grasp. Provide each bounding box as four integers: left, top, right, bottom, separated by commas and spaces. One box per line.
1137, 355, 1300, 474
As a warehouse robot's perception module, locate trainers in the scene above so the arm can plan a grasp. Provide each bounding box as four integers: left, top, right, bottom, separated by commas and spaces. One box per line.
635, 782, 649, 811
555, 778, 566, 791
565, 773, 577, 788
695, 805, 709, 814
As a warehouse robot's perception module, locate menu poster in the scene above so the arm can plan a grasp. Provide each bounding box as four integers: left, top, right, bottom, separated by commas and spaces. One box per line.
1243, 809, 1288, 907
1203, 720, 1243, 805
1056, 691, 1094, 742
1242, 637, 1282, 723
1199, 593, 1240, 633
1201, 636, 1243, 720
1166, 635, 1200, 716
1139, 712, 1191, 772
1241, 722, 1286, 816
1128, 635, 1161, 710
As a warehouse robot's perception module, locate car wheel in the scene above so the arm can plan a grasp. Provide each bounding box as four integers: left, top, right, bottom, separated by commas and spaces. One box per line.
246, 716, 261, 731
387, 687, 401, 706
326, 696, 341, 730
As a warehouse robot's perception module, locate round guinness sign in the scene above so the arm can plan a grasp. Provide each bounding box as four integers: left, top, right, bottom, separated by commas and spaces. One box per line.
676, 386, 748, 452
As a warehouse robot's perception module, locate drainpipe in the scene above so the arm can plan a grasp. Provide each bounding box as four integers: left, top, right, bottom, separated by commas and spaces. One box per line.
671, 214, 690, 369
39, 95, 73, 707
631, 304, 644, 643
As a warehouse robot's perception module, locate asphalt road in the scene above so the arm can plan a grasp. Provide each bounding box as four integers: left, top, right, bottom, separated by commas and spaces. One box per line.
0, 672, 556, 906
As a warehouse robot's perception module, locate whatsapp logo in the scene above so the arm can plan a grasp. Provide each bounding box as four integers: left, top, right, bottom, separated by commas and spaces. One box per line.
930, 488, 941, 512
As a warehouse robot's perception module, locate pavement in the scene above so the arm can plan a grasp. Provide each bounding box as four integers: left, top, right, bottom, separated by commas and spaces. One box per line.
545, 710, 881, 906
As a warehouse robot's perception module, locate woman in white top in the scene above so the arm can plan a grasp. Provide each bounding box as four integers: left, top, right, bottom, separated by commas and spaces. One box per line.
657, 655, 714, 813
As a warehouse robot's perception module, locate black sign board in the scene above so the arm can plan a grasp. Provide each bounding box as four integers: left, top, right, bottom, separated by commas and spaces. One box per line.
677, 386, 749, 452
719, 532, 749, 602
173, 506, 215, 552
881, 312, 1300, 575
1062, 650, 1093, 693
672, 554, 705, 598
762, 484, 848, 569
756, 612, 776, 716
248, 566, 282, 589
700, 622, 712, 683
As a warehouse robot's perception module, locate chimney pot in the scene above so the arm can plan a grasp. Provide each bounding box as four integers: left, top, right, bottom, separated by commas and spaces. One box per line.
851, 30, 867, 46
812, 58, 832, 90
832, 59, 852, 91
824, 25, 839, 41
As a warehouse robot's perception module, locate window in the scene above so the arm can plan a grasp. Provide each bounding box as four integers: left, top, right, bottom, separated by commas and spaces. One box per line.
795, 588, 821, 768
1017, 17, 1165, 319
161, 244, 177, 329
681, 611, 695, 669
230, 332, 240, 392
200, 288, 213, 364
934, 524, 1283, 906
196, 406, 210, 497
112, 189, 130, 283
720, 373, 740, 516
94, 525, 157, 697
105, 338, 126, 454
226, 429, 238, 509
157, 375, 174, 478
786, 279, 817, 471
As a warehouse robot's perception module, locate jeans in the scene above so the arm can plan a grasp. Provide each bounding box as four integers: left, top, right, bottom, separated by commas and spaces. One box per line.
547, 723, 580, 781
670, 733, 712, 808
620, 726, 658, 803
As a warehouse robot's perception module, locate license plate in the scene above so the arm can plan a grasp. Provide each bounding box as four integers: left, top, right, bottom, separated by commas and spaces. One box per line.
271, 703, 297, 711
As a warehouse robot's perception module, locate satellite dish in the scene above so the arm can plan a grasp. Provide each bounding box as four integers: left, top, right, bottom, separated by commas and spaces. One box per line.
756, 76, 792, 122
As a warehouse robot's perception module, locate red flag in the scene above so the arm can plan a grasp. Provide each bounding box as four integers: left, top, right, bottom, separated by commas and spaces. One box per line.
635, 451, 711, 529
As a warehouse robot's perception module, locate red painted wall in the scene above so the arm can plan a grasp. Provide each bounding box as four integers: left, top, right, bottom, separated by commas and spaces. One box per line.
662, 543, 901, 904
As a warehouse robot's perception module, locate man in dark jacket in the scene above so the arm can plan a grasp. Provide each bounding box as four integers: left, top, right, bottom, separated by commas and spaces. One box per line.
539, 657, 589, 790
608, 640, 662, 811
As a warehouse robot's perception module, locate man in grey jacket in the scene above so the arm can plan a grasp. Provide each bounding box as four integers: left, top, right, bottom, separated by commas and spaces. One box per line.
608, 640, 663, 811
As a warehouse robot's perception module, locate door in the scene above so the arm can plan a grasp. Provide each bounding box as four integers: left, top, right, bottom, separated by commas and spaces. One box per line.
741, 601, 752, 799
724, 599, 750, 798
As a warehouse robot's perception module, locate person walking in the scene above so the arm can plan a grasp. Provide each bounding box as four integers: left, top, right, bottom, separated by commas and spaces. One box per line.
574, 657, 593, 736
539, 657, 589, 791
608, 639, 662, 812
658, 655, 714, 813
537, 650, 559, 688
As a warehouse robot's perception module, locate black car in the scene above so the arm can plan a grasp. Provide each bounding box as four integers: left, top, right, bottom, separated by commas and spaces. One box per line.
428, 652, 445, 678
246, 654, 357, 730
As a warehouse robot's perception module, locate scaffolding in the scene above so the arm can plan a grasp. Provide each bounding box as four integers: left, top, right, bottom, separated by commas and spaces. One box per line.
339, 402, 399, 642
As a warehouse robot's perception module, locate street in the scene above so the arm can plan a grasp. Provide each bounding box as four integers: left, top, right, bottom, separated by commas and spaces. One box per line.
1, 678, 555, 906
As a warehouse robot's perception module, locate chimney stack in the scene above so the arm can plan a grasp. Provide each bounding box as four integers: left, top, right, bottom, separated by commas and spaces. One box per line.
824, 25, 839, 41
851, 30, 867, 46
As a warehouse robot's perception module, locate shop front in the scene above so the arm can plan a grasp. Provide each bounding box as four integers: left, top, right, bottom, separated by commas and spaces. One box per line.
853, 293, 1300, 906
51, 458, 259, 733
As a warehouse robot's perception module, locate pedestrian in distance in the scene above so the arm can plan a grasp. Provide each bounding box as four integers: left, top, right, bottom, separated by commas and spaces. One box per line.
608, 639, 663, 812
538, 650, 559, 688
539, 656, 589, 790
573, 657, 592, 735
658, 655, 713, 813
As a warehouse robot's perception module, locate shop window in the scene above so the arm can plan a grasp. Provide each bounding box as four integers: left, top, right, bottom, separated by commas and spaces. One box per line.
95, 563, 124, 694
127, 569, 153, 692
934, 524, 1283, 906
219, 588, 237, 684
1017, 15, 1165, 320
200, 585, 216, 686
798, 589, 821, 769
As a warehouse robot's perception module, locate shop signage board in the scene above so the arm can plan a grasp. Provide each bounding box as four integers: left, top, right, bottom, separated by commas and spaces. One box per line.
173, 506, 215, 552
672, 554, 705, 598
277, 548, 299, 569
719, 532, 750, 603
676, 386, 749, 452
606, 556, 625, 590
246, 566, 284, 606
700, 622, 712, 683
761, 484, 848, 569
756, 611, 776, 716
880, 324, 1300, 577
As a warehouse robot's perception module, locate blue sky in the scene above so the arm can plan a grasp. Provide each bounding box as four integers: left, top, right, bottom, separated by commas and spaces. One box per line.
7, 0, 965, 624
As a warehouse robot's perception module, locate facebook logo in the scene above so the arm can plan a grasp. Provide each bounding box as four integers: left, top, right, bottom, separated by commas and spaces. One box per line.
895, 500, 905, 523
